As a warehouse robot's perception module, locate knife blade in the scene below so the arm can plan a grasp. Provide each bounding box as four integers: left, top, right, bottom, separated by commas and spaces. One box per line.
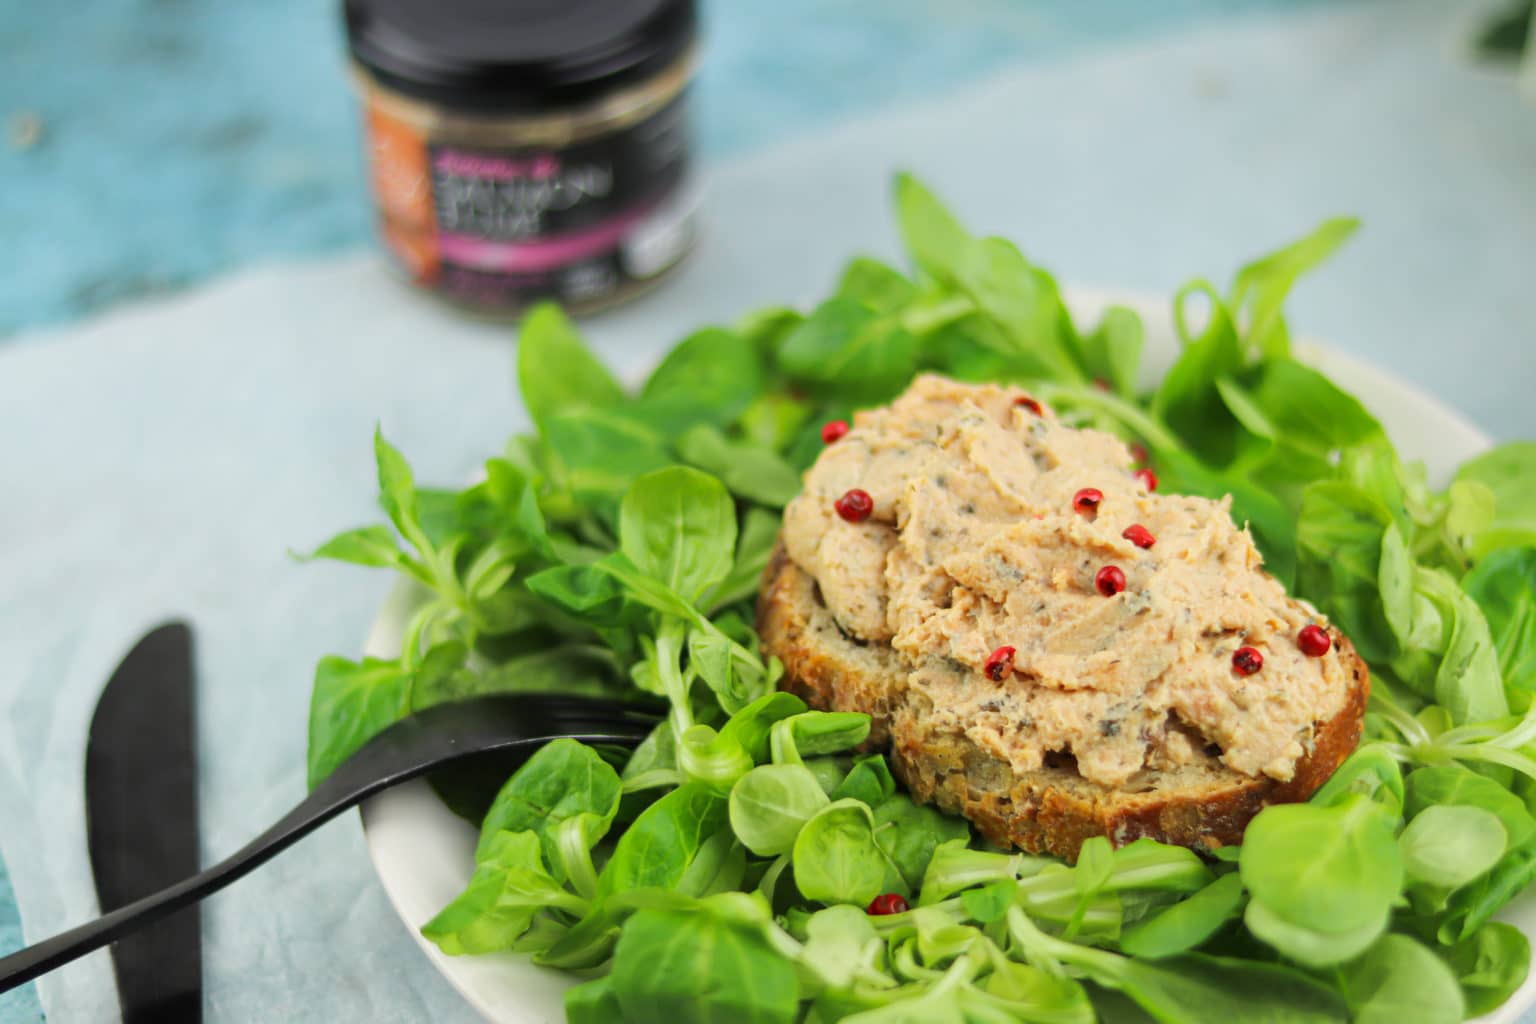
86, 621, 202, 1023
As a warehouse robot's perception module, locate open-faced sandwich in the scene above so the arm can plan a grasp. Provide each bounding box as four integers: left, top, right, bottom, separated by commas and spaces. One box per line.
761, 375, 1367, 858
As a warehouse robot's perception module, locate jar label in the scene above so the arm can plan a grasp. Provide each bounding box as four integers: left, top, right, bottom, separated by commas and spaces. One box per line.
362, 92, 695, 311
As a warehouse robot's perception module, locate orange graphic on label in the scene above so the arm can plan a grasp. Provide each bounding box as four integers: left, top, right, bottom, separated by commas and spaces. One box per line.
364, 101, 438, 282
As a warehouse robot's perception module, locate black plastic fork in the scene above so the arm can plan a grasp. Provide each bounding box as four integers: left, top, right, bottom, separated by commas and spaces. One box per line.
0, 694, 659, 992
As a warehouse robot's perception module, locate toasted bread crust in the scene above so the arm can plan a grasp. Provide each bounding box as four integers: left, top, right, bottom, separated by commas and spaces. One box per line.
757, 542, 1368, 860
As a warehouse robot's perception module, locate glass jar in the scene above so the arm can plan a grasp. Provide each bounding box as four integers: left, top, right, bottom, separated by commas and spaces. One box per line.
344, 0, 699, 316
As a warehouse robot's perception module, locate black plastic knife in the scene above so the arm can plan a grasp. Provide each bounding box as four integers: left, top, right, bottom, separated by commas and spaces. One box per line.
85, 621, 202, 1023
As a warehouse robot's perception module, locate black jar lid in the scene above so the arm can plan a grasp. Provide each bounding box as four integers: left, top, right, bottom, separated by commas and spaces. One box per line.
345, 0, 697, 113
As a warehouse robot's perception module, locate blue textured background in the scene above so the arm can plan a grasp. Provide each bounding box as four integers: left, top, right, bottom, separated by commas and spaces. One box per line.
0, 0, 1332, 337
0, 868, 33, 1023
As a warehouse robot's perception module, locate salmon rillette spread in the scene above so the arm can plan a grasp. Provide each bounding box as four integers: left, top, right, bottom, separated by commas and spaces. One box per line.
780, 375, 1351, 789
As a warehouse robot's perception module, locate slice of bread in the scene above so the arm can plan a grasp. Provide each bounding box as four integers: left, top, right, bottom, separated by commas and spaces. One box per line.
757, 543, 1369, 861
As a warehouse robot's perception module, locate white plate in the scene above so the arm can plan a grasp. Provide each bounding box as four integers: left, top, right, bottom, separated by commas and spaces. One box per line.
360, 290, 1532, 1024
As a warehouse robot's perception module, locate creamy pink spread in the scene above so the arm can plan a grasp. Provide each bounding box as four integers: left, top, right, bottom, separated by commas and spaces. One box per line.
781, 375, 1352, 787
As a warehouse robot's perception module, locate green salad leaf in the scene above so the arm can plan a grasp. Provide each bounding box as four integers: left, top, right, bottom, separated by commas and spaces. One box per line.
793, 799, 890, 907
297, 173, 1536, 1022
1455, 443, 1536, 557
617, 466, 735, 604
306, 656, 412, 789
1463, 547, 1536, 700
1441, 922, 1531, 1016
1336, 933, 1466, 1024
474, 738, 622, 875
421, 829, 586, 955
517, 304, 627, 434
730, 763, 831, 857
1118, 873, 1246, 960
1398, 804, 1506, 890
606, 905, 801, 1024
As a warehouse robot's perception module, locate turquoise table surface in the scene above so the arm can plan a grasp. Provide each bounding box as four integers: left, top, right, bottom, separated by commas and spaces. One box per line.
0, 0, 1330, 338
0, 869, 33, 1024
2, 0, 1531, 1021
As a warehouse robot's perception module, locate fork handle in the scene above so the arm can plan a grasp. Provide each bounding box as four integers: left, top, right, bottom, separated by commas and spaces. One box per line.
0, 789, 343, 992
0, 724, 644, 992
